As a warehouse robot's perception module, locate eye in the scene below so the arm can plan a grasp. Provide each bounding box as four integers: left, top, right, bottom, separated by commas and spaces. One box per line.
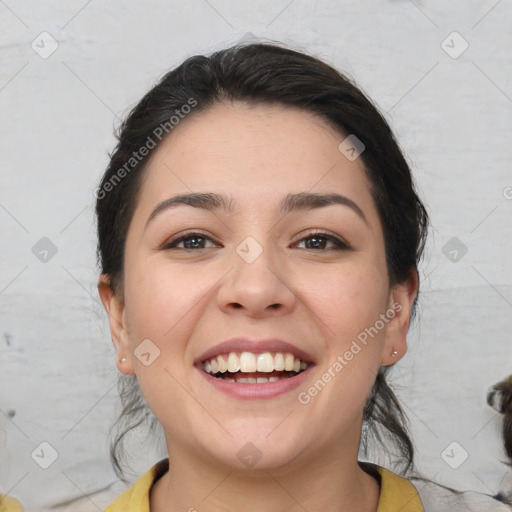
293, 231, 350, 251
162, 231, 219, 250
161, 230, 351, 251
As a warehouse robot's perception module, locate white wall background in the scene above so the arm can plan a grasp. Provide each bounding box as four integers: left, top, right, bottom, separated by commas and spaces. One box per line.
1, 1, 511, 510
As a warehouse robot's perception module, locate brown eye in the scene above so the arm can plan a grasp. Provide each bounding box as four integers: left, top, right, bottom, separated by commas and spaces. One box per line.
163, 231, 218, 250
294, 231, 350, 251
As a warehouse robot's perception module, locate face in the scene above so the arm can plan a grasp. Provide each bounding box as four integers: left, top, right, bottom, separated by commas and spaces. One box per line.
99, 101, 417, 472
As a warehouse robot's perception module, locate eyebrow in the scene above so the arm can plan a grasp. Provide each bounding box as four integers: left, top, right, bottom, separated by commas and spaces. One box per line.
145, 191, 369, 228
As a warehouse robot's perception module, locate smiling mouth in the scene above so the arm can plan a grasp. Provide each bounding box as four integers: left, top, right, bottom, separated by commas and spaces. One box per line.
201, 351, 310, 383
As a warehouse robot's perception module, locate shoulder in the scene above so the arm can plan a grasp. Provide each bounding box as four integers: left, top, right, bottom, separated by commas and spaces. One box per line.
360, 461, 511, 512
104, 458, 169, 512
408, 474, 512, 512
360, 461, 424, 511
0, 495, 24, 512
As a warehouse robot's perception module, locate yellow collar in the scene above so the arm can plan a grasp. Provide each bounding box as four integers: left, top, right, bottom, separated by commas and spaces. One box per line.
359, 461, 424, 511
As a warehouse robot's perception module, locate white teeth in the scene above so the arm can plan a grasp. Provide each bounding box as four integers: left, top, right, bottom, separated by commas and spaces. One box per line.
274, 352, 285, 371
257, 352, 274, 372
227, 352, 240, 372
216, 375, 292, 383
240, 352, 257, 372
202, 351, 310, 376
284, 353, 294, 371
217, 355, 227, 373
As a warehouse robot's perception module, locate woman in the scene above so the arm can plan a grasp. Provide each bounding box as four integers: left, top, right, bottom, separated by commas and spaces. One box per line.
95, 42, 509, 511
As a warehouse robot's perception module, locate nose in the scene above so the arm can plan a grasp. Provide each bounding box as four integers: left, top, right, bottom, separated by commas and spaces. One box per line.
216, 238, 297, 318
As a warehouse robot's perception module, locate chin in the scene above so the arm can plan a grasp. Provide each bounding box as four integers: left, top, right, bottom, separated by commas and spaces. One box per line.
195, 424, 307, 471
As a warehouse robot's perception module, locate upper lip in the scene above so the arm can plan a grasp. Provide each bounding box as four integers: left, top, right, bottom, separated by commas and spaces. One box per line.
194, 337, 316, 366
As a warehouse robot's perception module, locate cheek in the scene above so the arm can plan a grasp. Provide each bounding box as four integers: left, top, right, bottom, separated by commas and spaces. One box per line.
122, 262, 201, 420
318, 266, 388, 402
125, 259, 206, 336
123, 259, 223, 390
296, 261, 389, 341
296, 266, 388, 427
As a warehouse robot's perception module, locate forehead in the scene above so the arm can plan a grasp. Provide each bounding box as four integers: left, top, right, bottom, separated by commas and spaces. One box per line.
155, 101, 344, 168
137, 101, 374, 207
121, 103, 388, 252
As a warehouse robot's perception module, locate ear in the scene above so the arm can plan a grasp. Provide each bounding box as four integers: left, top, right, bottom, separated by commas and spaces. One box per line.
380, 269, 419, 366
97, 274, 135, 375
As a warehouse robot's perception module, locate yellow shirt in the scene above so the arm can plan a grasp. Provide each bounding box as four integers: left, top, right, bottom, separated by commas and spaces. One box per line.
0, 495, 24, 512
105, 458, 423, 512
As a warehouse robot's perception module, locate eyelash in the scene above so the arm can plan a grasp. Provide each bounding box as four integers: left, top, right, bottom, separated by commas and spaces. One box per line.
162, 229, 351, 251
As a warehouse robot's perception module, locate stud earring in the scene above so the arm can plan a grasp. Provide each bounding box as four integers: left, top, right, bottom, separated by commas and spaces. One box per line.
120, 357, 127, 363
391, 350, 398, 357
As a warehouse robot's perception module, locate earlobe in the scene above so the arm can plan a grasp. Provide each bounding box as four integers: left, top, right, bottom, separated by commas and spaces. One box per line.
381, 269, 419, 366
97, 274, 135, 375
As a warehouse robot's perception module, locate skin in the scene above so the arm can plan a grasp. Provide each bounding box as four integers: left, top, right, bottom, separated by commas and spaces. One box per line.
98, 101, 418, 512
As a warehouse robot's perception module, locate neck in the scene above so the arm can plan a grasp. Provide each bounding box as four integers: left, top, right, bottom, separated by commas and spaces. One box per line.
150, 436, 380, 512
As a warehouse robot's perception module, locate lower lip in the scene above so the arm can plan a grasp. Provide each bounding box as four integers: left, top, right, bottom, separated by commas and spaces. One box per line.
197, 366, 314, 400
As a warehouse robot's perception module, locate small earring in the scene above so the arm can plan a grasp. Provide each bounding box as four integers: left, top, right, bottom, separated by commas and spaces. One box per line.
391, 349, 398, 357
120, 357, 127, 363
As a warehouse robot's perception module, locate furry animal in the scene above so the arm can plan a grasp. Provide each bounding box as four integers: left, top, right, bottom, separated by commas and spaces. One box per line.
488, 374, 512, 506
